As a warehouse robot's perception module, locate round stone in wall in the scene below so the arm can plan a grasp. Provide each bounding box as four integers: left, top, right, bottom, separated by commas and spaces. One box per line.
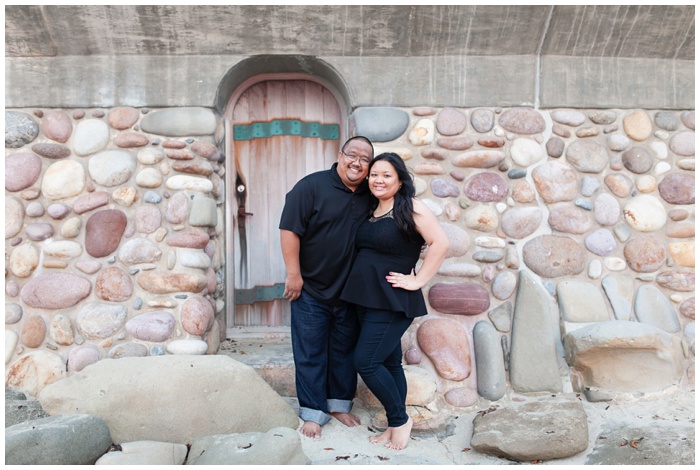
498, 108, 545, 135
67, 346, 100, 373
500, 207, 542, 239
565, 139, 609, 173
470, 108, 495, 133
584, 228, 617, 256
464, 172, 507, 202
623, 195, 667, 232
621, 146, 654, 174
622, 110, 652, 141
5, 152, 42, 192
41, 160, 86, 200
658, 173, 695, 205
624, 235, 666, 272
88, 150, 137, 187
669, 130, 695, 156
551, 109, 586, 127
76, 303, 128, 340
108, 107, 140, 130
125, 311, 175, 342
510, 138, 544, 167
95, 267, 134, 302
522, 235, 585, 278
73, 119, 110, 156
5, 111, 39, 148
436, 108, 467, 136
681, 111, 694, 129
85, 209, 127, 258
654, 111, 679, 131
531, 161, 578, 203
417, 318, 471, 381
42, 110, 73, 143
139, 107, 217, 137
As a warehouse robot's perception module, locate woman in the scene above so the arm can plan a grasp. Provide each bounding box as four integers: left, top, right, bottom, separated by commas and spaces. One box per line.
340, 152, 449, 450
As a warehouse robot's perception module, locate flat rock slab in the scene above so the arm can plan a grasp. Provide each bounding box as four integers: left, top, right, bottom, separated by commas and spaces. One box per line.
187, 427, 309, 465
586, 422, 694, 465
470, 400, 588, 461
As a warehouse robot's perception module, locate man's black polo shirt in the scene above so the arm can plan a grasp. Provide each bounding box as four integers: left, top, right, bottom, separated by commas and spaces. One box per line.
279, 163, 372, 305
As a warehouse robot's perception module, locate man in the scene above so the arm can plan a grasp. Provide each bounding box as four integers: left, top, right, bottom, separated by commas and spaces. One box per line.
279, 136, 374, 439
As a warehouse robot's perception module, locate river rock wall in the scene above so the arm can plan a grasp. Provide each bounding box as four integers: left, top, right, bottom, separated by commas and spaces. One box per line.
5, 105, 695, 416
351, 106, 694, 423
5, 107, 226, 396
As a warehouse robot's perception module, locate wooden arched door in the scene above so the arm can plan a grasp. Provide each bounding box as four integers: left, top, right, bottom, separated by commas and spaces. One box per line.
228, 80, 342, 328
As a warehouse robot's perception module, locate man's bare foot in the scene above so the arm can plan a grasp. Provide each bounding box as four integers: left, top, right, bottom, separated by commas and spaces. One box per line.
299, 421, 322, 440
369, 427, 392, 445
330, 411, 361, 427
385, 417, 413, 450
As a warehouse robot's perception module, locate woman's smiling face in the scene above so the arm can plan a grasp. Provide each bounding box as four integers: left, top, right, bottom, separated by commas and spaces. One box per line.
368, 160, 400, 201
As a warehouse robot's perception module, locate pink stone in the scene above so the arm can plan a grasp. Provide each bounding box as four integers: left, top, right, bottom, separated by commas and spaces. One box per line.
477, 137, 505, 148
172, 160, 214, 176
512, 181, 536, 203
604, 173, 634, 198
421, 148, 449, 160
624, 235, 666, 273
5, 153, 42, 192
417, 318, 471, 381
114, 132, 149, 148
669, 130, 695, 156
134, 205, 162, 233
428, 282, 490, 315
191, 141, 219, 159
166, 230, 210, 248
413, 107, 437, 116
436, 108, 467, 136
181, 297, 215, 335
42, 110, 73, 143
548, 205, 592, 234
95, 266, 134, 302
73, 191, 110, 214
464, 172, 508, 202
20, 272, 92, 309
500, 207, 542, 239
166, 149, 194, 160
136, 271, 208, 294
444, 387, 479, 407
658, 173, 695, 205
21, 315, 46, 348
85, 209, 127, 258
46, 203, 72, 219
498, 108, 545, 135
404, 347, 423, 365
125, 311, 175, 342
437, 137, 474, 150
205, 267, 217, 294
108, 107, 140, 130
67, 346, 100, 373
656, 271, 694, 292
76, 260, 102, 274
165, 193, 190, 224
679, 297, 694, 320
452, 150, 505, 168
163, 140, 187, 149
531, 161, 578, 203
31, 143, 71, 159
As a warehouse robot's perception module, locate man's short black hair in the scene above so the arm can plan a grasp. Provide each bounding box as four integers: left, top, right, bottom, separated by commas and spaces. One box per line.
342, 136, 374, 157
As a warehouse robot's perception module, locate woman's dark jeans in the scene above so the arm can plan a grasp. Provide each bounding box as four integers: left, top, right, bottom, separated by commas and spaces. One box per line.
354, 307, 413, 427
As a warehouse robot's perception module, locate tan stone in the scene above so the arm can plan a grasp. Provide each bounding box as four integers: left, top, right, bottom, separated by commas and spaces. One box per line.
136, 271, 208, 294
669, 241, 695, 267
623, 109, 653, 141
417, 318, 471, 381
10, 243, 39, 278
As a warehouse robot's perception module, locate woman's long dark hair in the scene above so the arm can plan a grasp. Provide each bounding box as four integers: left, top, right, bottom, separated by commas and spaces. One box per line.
369, 152, 420, 241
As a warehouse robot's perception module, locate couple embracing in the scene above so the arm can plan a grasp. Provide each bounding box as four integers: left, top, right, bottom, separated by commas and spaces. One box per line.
279, 136, 449, 450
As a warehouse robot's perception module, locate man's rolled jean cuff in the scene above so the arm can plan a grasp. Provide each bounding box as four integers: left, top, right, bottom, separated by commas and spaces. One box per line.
327, 398, 353, 414
299, 407, 331, 426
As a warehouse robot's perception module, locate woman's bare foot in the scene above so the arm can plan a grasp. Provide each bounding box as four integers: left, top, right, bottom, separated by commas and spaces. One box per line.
299, 420, 322, 440
384, 417, 413, 450
330, 411, 361, 427
369, 427, 392, 445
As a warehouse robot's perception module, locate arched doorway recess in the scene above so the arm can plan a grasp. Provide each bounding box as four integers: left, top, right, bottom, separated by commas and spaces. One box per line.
220, 57, 352, 337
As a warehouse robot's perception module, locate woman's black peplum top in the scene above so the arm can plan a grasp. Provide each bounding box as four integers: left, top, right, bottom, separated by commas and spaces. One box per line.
340, 210, 428, 318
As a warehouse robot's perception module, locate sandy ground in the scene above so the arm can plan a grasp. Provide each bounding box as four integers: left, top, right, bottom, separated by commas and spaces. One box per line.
285, 387, 696, 466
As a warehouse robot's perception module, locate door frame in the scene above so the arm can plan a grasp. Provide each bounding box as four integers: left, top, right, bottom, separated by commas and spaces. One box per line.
224, 73, 349, 339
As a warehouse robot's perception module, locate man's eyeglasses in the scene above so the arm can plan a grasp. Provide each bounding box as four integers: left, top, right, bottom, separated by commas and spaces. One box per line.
342, 151, 371, 166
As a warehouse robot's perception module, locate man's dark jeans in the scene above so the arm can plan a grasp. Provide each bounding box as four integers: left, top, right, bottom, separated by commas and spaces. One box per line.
290, 289, 360, 426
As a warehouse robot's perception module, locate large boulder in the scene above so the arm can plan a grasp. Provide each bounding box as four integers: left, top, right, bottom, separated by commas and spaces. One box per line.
470, 400, 588, 461
38, 355, 299, 444
186, 427, 309, 465
563, 321, 684, 393
5, 414, 112, 465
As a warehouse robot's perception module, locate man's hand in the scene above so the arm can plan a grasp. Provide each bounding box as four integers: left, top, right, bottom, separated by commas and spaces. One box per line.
284, 272, 303, 301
